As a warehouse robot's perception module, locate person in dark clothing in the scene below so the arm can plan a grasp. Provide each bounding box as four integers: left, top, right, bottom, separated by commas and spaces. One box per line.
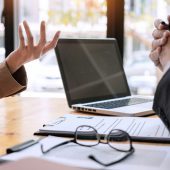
150, 16, 170, 130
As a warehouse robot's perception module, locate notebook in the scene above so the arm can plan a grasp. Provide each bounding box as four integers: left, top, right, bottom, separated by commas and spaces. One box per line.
55, 38, 154, 116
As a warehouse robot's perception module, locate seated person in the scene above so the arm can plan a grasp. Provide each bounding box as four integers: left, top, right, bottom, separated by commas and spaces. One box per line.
150, 16, 170, 127
0, 21, 60, 98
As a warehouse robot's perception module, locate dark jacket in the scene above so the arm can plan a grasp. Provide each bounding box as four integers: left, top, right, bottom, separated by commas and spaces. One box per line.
153, 68, 170, 131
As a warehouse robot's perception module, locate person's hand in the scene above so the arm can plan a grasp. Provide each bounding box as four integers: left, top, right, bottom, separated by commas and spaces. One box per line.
6, 20, 60, 74
149, 16, 170, 71
149, 16, 170, 70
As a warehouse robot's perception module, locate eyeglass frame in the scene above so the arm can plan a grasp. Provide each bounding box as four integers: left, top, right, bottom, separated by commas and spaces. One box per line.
40, 125, 135, 167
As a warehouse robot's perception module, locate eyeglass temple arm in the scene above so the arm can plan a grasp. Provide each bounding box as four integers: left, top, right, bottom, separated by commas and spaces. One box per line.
41, 139, 75, 154
88, 146, 135, 167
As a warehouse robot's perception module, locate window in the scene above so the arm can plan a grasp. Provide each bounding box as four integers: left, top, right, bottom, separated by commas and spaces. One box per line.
14, 0, 107, 97
8, 0, 169, 97
124, 0, 169, 95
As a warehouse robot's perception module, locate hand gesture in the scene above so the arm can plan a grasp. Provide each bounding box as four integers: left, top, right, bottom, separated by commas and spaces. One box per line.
149, 16, 170, 71
6, 21, 60, 73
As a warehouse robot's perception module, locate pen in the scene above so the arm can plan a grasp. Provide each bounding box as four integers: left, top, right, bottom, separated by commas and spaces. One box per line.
0, 159, 10, 164
161, 21, 170, 30
6, 140, 38, 154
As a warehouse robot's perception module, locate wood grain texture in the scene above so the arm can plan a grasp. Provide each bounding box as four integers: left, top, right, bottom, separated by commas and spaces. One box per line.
0, 96, 75, 155
0, 96, 166, 155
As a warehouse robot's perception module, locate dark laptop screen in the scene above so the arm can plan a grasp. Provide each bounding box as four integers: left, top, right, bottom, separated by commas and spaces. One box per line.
55, 39, 130, 107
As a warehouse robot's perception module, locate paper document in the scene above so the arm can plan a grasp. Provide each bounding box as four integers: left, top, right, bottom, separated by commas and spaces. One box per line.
2, 136, 170, 170
35, 114, 170, 142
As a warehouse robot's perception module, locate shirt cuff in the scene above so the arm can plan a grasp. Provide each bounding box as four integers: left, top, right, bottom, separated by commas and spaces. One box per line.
163, 61, 170, 75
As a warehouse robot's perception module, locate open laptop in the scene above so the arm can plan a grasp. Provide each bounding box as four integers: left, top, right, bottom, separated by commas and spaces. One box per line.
55, 38, 154, 116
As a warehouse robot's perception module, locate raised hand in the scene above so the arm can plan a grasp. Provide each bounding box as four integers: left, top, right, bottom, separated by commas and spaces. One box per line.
6, 21, 60, 74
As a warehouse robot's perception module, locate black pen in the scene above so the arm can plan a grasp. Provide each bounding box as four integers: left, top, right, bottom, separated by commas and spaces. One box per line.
6, 140, 38, 154
161, 21, 170, 30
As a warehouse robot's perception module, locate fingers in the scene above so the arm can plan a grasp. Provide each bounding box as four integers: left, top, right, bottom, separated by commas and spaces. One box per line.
152, 37, 167, 50
163, 30, 170, 38
152, 18, 170, 41
42, 31, 60, 55
149, 47, 161, 66
154, 19, 163, 29
38, 21, 46, 46
18, 25, 25, 48
151, 30, 170, 50
154, 19, 169, 30
50, 31, 61, 47
152, 29, 165, 39
152, 18, 170, 53
150, 17, 170, 71
23, 20, 34, 48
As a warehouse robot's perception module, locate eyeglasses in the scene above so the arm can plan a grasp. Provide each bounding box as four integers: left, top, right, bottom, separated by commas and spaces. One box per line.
40, 125, 135, 167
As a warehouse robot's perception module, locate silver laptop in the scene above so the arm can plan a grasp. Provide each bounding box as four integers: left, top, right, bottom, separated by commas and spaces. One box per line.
55, 38, 154, 116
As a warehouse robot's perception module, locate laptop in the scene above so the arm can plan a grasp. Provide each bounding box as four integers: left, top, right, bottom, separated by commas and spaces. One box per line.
55, 38, 154, 116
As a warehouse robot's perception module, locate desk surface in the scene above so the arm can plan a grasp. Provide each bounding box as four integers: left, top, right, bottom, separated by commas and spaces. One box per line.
0, 96, 75, 155
0, 96, 167, 155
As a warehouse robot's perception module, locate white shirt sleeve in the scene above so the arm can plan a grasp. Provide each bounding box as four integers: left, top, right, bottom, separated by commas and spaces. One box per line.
163, 61, 170, 75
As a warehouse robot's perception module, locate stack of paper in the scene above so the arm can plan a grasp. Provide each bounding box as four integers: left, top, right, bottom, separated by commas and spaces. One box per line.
2, 136, 170, 170
35, 114, 170, 143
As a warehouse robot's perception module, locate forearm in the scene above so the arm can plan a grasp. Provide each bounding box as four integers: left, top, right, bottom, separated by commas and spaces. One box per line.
0, 61, 27, 98
5, 50, 24, 74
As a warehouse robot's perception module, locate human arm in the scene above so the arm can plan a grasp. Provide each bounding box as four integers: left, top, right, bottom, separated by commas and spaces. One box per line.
150, 17, 170, 129
151, 36, 170, 131
0, 21, 60, 98
0, 61, 27, 98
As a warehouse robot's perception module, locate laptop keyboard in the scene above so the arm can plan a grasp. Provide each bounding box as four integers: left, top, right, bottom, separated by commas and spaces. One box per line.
85, 98, 152, 109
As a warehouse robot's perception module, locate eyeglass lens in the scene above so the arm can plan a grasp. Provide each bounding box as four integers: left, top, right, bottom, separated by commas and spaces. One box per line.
40, 125, 134, 167
108, 129, 131, 151
75, 126, 99, 146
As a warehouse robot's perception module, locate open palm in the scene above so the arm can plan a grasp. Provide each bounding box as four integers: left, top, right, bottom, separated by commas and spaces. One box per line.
6, 21, 60, 73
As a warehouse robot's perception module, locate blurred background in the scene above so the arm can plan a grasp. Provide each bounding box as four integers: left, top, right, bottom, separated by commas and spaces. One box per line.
0, 0, 169, 98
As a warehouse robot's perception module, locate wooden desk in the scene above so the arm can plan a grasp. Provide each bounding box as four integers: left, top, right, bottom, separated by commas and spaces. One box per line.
0, 96, 168, 155
0, 96, 74, 155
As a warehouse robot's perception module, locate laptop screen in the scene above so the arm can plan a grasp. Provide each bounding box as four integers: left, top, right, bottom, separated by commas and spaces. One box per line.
55, 38, 130, 107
